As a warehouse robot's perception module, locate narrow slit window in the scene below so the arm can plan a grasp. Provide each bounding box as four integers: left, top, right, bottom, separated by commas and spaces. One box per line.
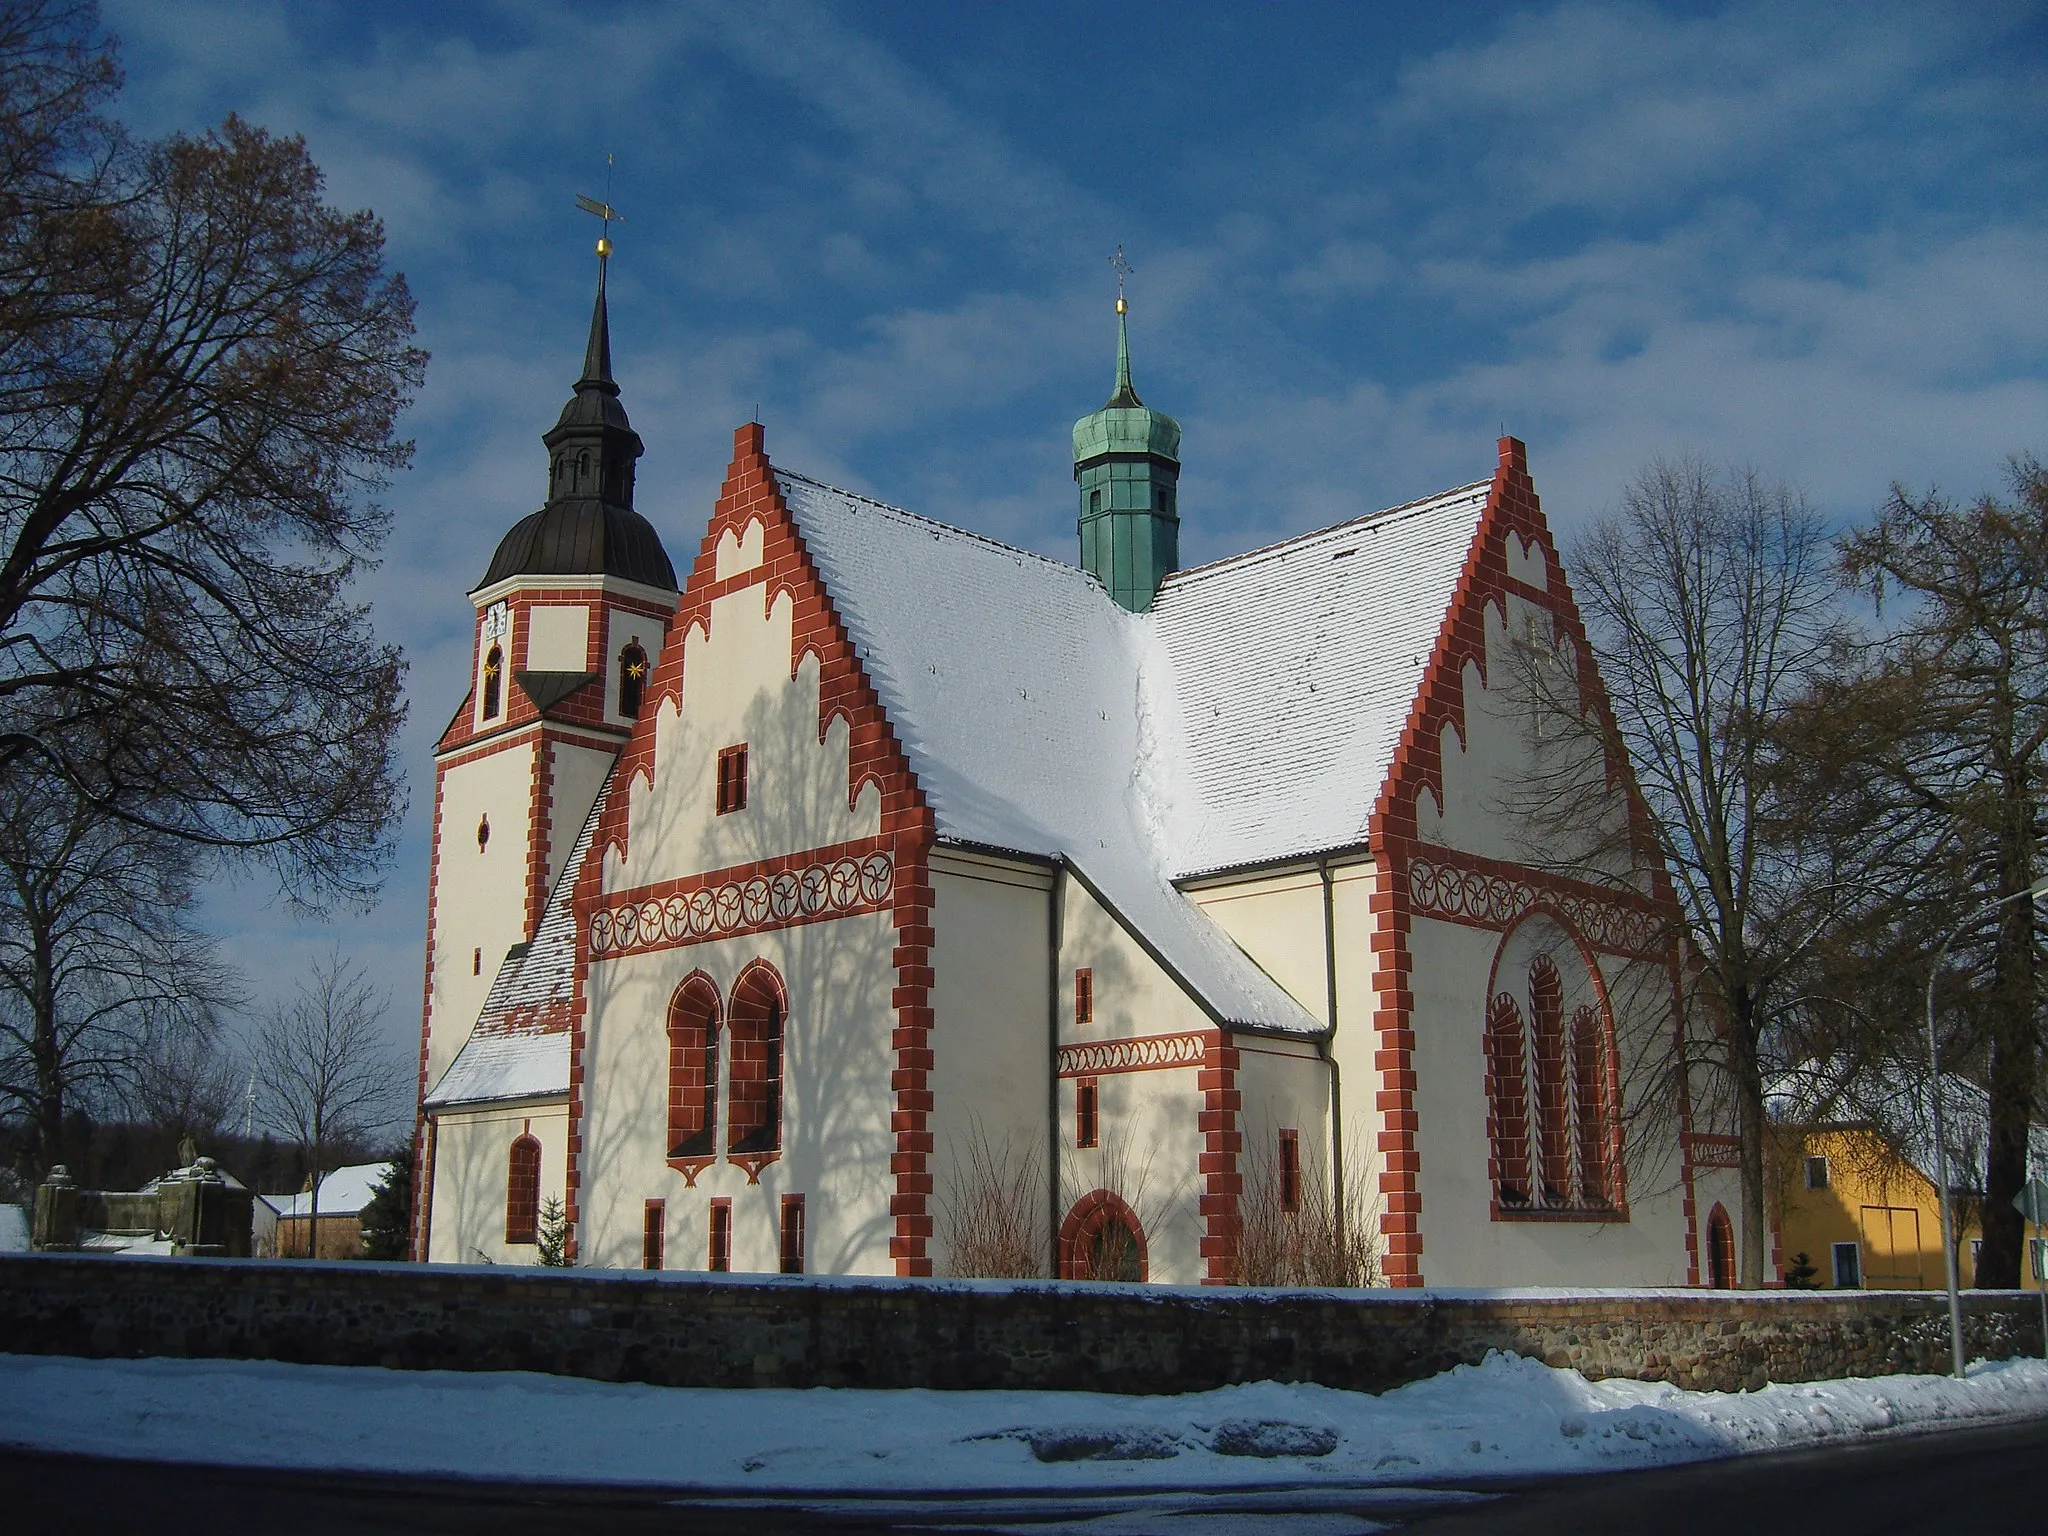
780, 1194, 806, 1275
618, 642, 649, 719
481, 645, 503, 720
709, 1199, 732, 1273
642, 1200, 665, 1270
504, 1135, 540, 1245
1076, 1079, 1098, 1149
1074, 968, 1093, 1025
1278, 1128, 1300, 1212
716, 744, 749, 815
472, 947, 482, 977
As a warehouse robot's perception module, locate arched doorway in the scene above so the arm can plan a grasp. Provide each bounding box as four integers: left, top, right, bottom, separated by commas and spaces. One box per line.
1059, 1190, 1147, 1282
1706, 1203, 1736, 1289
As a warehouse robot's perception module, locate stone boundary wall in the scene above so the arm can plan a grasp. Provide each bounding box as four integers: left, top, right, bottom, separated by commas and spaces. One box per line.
2, 1254, 2041, 1396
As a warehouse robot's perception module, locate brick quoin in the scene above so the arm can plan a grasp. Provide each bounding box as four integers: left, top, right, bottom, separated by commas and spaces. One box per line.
573, 423, 938, 1275
1367, 436, 1690, 1287
1198, 1030, 1243, 1284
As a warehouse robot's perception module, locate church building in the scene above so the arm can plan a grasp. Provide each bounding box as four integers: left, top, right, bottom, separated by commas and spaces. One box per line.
411, 260, 1745, 1288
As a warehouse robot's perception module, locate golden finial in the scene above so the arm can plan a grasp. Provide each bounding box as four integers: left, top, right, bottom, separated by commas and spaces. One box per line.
1110, 244, 1134, 314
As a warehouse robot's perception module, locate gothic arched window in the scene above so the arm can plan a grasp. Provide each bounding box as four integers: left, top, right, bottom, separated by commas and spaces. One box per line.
481, 644, 503, 720
1485, 917, 1621, 1216
618, 643, 649, 719
1486, 992, 1532, 1206
1529, 955, 1571, 1203
728, 963, 785, 1156
1571, 1004, 1611, 1205
667, 974, 720, 1159
505, 1135, 541, 1244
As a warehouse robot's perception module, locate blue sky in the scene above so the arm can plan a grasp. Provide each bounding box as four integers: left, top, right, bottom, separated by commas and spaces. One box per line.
100, 0, 2048, 1080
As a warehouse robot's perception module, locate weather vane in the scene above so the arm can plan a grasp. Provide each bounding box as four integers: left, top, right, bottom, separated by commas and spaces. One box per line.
1110, 244, 1134, 314
575, 153, 625, 284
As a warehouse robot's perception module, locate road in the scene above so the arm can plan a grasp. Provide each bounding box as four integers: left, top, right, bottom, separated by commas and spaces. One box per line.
8, 1415, 2045, 1533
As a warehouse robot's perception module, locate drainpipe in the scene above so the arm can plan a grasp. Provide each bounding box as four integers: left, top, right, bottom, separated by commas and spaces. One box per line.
1320, 857, 1345, 1258
1047, 862, 1065, 1279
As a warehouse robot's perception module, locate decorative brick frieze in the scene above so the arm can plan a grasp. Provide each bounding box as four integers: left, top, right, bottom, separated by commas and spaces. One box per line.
587, 837, 896, 960
1056, 1032, 1207, 1078
1407, 852, 1662, 958
1686, 1133, 1742, 1170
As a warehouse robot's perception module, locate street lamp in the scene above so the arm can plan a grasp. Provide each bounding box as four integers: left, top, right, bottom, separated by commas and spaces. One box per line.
1925, 874, 2048, 1379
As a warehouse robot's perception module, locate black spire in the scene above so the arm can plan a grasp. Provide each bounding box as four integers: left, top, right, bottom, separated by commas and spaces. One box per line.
475, 252, 675, 592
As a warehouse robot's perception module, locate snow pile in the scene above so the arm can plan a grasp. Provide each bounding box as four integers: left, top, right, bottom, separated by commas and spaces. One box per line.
2, 1349, 2045, 1494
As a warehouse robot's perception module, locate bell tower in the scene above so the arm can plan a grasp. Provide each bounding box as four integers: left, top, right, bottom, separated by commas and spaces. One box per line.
414, 215, 680, 1241
1073, 248, 1181, 612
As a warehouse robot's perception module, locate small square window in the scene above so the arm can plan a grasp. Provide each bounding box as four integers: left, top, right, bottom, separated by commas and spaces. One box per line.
1076, 1079, 1098, 1149
716, 745, 749, 815
1075, 968, 1093, 1025
709, 1199, 732, 1273
1804, 1155, 1829, 1190
642, 1199, 665, 1271
1279, 1129, 1300, 1212
780, 1194, 806, 1275
1832, 1241, 1861, 1289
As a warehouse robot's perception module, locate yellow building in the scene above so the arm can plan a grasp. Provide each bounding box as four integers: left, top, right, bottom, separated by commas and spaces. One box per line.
1772, 1124, 2048, 1291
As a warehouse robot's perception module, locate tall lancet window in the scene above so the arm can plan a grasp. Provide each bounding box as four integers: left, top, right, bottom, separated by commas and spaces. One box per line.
618, 643, 649, 719
481, 644, 503, 720
667, 974, 720, 1160
728, 963, 785, 1156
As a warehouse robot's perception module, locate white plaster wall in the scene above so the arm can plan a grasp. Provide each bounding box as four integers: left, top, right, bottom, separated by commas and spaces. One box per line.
426, 1101, 569, 1266
928, 852, 1054, 1277
1416, 592, 1638, 888
546, 741, 615, 893
607, 584, 880, 896
426, 742, 538, 1088
1056, 875, 1214, 1283
1404, 912, 1692, 1285
526, 605, 590, 672
579, 910, 900, 1275
1235, 1039, 1334, 1218
1187, 867, 1329, 1025
1189, 858, 1384, 1252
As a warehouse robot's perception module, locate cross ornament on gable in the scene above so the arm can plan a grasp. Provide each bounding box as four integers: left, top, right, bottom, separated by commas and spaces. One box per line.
1109, 244, 1135, 313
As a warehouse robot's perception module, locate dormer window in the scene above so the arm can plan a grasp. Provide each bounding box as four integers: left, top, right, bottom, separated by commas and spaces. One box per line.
618, 643, 649, 719
481, 645, 503, 720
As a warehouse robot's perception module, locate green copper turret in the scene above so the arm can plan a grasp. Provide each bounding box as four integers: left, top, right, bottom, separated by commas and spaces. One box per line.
1073, 294, 1180, 612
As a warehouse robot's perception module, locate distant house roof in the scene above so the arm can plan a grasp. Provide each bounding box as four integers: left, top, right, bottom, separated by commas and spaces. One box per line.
270, 1162, 397, 1221
1770, 1061, 2048, 1190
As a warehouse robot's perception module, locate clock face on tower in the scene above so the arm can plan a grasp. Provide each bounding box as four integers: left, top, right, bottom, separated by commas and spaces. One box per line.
483, 601, 509, 642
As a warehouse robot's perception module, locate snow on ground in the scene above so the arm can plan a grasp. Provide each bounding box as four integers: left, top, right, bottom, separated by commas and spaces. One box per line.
3, 1349, 2047, 1499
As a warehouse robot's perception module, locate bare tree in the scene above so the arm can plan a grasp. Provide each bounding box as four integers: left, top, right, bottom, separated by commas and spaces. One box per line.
1780, 456, 2048, 1286
937, 1121, 1044, 1279
252, 953, 407, 1258
0, 751, 239, 1176
0, 2, 420, 907
1508, 457, 1852, 1286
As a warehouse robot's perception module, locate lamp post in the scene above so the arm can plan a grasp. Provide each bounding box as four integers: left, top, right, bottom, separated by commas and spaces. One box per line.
1925, 875, 2048, 1379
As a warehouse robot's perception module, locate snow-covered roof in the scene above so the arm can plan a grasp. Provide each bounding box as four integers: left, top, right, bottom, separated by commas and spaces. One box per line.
271, 1162, 397, 1221
1152, 484, 1489, 876
426, 774, 609, 1108
781, 471, 1489, 1035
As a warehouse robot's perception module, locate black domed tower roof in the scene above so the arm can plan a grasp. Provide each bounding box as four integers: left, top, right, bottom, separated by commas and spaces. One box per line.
476, 271, 677, 592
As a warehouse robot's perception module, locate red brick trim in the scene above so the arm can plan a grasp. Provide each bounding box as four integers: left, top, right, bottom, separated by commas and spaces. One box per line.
1058, 1188, 1149, 1281
1367, 436, 1691, 1286
413, 1115, 437, 1263
525, 736, 552, 938
1198, 1030, 1242, 1284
